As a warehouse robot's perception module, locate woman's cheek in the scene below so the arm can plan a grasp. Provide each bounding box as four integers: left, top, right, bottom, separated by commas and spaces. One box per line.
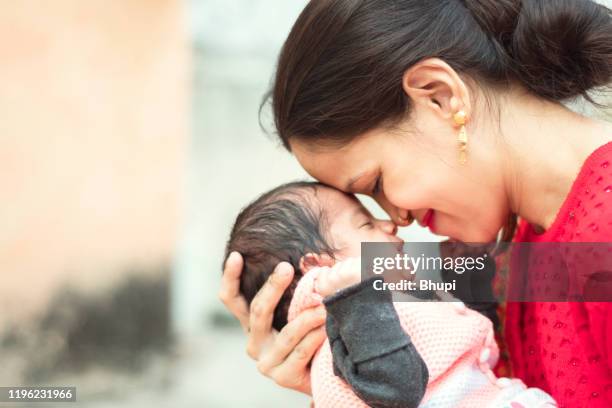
385, 187, 427, 214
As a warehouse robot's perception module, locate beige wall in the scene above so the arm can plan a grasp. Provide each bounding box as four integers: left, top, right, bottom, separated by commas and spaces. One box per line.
0, 1, 188, 323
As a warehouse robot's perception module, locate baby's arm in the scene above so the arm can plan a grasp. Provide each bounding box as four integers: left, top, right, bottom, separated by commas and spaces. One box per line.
321, 276, 428, 408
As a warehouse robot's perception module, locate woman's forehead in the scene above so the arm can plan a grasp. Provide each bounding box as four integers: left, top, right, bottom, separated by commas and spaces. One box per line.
291, 137, 376, 188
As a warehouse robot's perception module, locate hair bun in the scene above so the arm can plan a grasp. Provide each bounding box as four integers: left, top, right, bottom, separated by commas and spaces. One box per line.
464, 0, 612, 101
511, 0, 612, 101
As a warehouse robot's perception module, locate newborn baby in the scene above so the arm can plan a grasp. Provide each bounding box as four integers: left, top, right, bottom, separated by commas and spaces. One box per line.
224, 181, 556, 408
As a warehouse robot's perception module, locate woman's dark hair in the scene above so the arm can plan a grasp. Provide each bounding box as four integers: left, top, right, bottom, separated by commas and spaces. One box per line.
264, 0, 612, 241
224, 181, 336, 331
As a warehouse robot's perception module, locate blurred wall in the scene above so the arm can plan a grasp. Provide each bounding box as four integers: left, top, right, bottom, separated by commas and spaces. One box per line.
0, 0, 189, 326
175, 0, 311, 336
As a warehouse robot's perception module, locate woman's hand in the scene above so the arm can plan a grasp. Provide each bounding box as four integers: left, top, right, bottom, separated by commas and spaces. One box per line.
219, 252, 327, 395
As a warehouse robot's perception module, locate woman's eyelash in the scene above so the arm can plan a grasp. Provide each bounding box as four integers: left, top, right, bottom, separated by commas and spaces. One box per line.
372, 176, 382, 195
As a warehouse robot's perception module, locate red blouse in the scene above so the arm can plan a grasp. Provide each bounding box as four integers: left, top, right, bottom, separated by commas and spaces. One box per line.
506, 141, 612, 407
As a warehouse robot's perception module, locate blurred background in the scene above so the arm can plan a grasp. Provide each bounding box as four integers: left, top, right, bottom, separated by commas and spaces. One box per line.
0, 1, 610, 407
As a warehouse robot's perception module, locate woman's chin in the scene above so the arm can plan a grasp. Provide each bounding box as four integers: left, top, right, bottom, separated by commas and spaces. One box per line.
446, 225, 498, 244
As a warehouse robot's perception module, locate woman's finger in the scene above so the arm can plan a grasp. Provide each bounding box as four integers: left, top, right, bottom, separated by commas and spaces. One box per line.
247, 262, 296, 357
284, 324, 327, 371
219, 251, 250, 328
257, 305, 326, 373
266, 325, 327, 395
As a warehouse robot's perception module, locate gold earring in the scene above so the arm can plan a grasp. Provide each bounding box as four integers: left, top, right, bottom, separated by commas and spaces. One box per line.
453, 110, 468, 164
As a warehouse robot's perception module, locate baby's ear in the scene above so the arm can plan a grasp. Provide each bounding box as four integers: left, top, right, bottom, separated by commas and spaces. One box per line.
299, 253, 335, 273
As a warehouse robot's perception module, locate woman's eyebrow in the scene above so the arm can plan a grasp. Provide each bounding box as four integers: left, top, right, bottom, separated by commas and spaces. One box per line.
345, 171, 368, 191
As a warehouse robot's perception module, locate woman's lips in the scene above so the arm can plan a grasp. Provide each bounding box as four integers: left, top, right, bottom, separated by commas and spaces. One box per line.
422, 209, 435, 231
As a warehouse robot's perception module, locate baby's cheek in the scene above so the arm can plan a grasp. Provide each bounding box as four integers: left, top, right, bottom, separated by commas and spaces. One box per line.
339, 239, 362, 259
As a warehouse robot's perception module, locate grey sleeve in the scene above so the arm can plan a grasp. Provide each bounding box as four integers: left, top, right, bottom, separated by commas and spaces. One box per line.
322, 278, 429, 408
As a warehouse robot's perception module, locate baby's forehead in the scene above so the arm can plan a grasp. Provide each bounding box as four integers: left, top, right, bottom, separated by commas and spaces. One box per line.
313, 184, 363, 215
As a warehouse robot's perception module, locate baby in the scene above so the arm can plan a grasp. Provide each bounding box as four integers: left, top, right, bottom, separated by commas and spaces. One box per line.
224, 181, 556, 408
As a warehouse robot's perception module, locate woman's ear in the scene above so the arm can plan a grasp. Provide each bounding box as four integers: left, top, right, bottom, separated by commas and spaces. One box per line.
402, 58, 471, 120
299, 253, 335, 273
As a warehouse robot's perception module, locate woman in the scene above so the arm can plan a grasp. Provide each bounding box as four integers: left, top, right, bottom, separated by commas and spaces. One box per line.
220, 0, 612, 406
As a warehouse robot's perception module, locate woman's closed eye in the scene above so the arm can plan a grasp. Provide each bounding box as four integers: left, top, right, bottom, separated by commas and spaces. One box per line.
371, 174, 382, 196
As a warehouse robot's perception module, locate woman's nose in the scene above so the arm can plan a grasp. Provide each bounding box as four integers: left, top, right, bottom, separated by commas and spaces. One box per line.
374, 219, 398, 235
375, 195, 412, 226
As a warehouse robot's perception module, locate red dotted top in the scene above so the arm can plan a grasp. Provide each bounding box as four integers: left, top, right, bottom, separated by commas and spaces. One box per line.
506, 141, 612, 408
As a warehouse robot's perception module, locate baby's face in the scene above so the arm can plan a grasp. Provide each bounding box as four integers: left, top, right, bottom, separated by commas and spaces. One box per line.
316, 185, 403, 259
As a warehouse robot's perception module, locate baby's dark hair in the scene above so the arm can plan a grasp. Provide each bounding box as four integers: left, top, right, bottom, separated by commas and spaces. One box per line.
224, 181, 336, 331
